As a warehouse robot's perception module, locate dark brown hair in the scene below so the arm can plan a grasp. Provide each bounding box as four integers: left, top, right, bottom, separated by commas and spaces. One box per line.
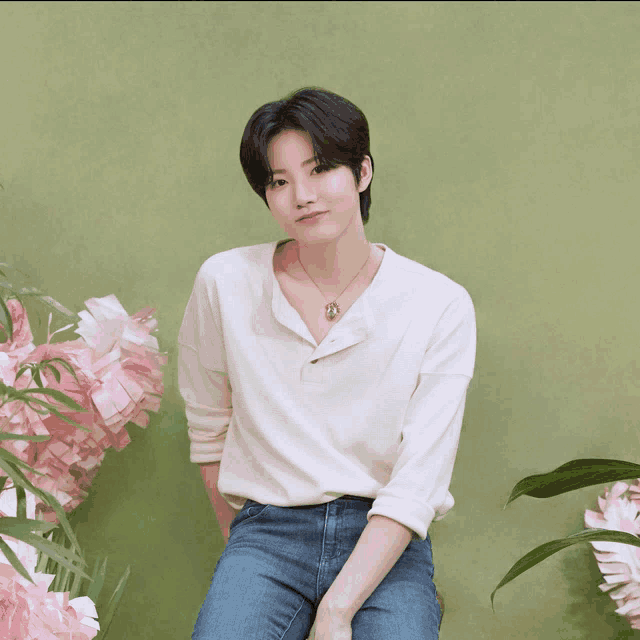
239, 87, 374, 225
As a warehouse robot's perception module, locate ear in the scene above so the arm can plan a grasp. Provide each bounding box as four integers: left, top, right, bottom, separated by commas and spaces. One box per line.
357, 155, 373, 193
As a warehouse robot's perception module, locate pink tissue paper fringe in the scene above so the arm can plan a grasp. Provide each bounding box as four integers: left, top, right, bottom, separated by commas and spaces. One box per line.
0, 486, 100, 639
585, 479, 640, 630
0, 295, 167, 522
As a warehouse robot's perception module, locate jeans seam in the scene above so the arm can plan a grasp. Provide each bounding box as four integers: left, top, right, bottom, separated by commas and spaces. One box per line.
277, 597, 308, 640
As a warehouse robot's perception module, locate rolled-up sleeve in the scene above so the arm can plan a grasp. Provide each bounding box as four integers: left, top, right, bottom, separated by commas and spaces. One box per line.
367, 288, 477, 541
177, 264, 233, 464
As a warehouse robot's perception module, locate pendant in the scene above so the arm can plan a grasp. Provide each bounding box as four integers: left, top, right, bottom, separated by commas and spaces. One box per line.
326, 301, 340, 321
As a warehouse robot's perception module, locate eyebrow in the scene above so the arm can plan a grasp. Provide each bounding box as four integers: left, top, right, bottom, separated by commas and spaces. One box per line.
271, 156, 318, 175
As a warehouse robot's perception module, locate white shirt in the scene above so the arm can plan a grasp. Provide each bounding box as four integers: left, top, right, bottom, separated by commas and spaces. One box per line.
177, 239, 476, 541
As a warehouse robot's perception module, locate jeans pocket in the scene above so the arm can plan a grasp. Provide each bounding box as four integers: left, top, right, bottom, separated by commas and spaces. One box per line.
230, 500, 271, 532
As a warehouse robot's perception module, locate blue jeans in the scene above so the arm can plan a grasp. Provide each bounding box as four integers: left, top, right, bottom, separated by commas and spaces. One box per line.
192, 495, 441, 639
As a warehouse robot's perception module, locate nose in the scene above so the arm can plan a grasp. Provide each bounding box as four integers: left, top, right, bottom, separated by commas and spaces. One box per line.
294, 177, 317, 208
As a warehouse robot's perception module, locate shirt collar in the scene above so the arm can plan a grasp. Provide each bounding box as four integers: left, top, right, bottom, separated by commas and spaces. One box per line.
268, 240, 391, 350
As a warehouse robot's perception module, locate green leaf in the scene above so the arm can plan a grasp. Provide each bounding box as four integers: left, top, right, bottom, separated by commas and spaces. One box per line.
15, 485, 26, 520
20, 386, 87, 412
0, 457, 82, 554
44, 362, 62, 384
98, 564, 131, 639
69, 561, 85, 599
0, 534, 35, 584
0, 445, 47, 476
0, 295, 12, 343
38, 405, 92, 431
505, 459, 640, 506
51, 565, 62, 592
491, 528, 640, 610
16, 288, 78, 320
40, 527, 62, 576
55, 564, 71, 593
0, 433, 50, 442
14, 364, 30, 382
12, 530, 83, 565
1, 526, 90, 584
8, 531, 92, 581
46, 357, 79, 381
0, 476, 8, 494
87, 556, 107, 603
14, 394, 91, 431
0, 517, 58, 536
51, 527, 82, 594
35, 532, 52, 573
33, 368, 44, 388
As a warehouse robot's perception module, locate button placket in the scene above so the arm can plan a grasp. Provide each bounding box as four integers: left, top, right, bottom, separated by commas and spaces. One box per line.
302, 352, 330, 384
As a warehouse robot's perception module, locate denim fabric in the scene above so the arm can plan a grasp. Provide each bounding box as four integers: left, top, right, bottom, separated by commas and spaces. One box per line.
192, 495, 441, 639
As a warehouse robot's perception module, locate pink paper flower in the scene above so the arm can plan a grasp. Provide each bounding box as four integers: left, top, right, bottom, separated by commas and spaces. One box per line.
0, 487, 100, 639
73, 294, 167, 433
585, 480, 640, 629
0, 569, 32, 640
0, 294, 167, 522
0, 338, 102, 514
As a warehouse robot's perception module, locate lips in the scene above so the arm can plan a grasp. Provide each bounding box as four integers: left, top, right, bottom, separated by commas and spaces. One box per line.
297, 211, 327, 222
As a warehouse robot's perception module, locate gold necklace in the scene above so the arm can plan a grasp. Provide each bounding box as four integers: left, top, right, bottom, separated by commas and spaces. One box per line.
296, 243, 372, 321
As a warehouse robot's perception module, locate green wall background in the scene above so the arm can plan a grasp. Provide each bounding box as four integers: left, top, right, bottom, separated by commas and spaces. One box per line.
2, 2, 640, 638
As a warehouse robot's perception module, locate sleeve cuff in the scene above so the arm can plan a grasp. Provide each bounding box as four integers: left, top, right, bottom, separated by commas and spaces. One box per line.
189, 441, 225, 464
366, 499, 436, 542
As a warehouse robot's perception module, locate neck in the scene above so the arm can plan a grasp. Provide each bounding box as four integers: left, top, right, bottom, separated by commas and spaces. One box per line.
295, 223, 371, 289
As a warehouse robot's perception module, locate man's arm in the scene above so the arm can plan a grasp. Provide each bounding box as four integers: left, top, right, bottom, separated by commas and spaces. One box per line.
319, 514, 413, 619
199, 461, 240, 543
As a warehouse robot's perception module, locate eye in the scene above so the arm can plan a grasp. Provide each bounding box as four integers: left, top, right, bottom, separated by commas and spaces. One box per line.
268, 178, 286, 189
313, 164, 331, 174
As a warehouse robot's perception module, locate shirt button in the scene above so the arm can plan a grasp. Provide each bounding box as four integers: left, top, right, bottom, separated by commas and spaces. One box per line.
311, 359, 318, 364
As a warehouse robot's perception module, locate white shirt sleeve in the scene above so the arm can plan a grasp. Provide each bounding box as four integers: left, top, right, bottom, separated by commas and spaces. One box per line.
177, 264, 233, 464
367, 288, 477, 540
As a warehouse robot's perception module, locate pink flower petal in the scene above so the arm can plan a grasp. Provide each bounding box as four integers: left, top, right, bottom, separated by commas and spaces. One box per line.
585, 509, 606, 528
586, 481, 640, 629
2, 294, 165, 522
616, 597, 640, 616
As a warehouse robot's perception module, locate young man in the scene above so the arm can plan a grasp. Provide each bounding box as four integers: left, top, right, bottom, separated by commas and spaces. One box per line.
179, 87, 474, 639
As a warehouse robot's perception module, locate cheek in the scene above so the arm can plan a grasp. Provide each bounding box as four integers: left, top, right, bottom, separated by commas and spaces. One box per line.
266, 191, 285, 212
325, 172, 353, 196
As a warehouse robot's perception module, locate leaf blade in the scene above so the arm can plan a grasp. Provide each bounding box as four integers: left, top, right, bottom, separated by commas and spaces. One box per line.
10, 531, 92, 581
0, 517, 58, 536
506, 459, 640, 505
19, 386, 88, 412
0, 534, 35, 584
0, 295, 13, 343
87, 556, 107, 603
0, 457, 82, 553
0, 433, 50, 442
491, 529, 640, 610
98, 564, 131, 639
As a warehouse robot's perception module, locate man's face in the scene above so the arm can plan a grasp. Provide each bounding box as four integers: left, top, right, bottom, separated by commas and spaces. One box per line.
264, 129, 369, 242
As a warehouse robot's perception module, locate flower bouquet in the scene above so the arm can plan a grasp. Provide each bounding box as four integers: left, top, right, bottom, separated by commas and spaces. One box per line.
0, 261, 167, 638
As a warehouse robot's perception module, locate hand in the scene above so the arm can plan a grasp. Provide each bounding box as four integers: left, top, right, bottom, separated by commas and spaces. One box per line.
314, 603, 353, 640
